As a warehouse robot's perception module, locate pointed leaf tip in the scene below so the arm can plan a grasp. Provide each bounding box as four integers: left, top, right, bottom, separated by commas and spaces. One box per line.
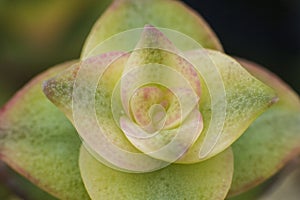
81, 0, 223, 58
177, 49, 276, 163
228, 59, 300, 196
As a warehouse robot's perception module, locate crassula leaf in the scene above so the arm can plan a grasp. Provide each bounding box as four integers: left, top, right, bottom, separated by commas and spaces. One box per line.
81, 0, 222, 58
79, 145, 233, 200
228, 59, 300, 196
0, 61, 90, 200
177, 50, 277, 162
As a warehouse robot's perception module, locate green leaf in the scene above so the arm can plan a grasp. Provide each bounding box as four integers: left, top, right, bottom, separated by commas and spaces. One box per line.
81, 0, 222, 58
0, 61, 90, 200
79, 145, 234, 200
177, 50, 276, 162
228, 59, 300, 196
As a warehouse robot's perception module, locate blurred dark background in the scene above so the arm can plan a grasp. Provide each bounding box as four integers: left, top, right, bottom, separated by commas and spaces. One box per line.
0, 0, 299, 107
184, 0, 300, 94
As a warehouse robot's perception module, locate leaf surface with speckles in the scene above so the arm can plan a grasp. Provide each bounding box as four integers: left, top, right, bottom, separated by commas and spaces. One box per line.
79, 146, 234, 200
81, 0, 222, 58
0, 61, 90, 200
228, 59, 300, 196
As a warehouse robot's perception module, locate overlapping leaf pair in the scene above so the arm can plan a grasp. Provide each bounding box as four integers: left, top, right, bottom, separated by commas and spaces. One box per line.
0, 0, 299, 199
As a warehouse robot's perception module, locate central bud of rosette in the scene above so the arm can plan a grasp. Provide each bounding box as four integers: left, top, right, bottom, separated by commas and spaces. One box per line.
73, 25, 207, 173
129, 85, 179, 133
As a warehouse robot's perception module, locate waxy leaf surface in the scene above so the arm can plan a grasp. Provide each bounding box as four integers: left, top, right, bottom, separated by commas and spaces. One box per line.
0, 61, 90, 200
228, 59, 300, 196
178, 50, 276, 162
79, 146, 234, 200
81, 0, 222, 57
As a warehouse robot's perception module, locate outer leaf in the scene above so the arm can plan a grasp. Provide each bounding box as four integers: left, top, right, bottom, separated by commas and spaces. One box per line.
0, 61, 90, 200
226, 179, 273, 200
228, 59, 300, 196
258, 159, 300, 200
79, 145, 234, 200
81, 0, 222, 58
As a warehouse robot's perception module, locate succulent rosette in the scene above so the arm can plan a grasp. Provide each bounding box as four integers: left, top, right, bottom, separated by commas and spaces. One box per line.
0, 0, 300, 200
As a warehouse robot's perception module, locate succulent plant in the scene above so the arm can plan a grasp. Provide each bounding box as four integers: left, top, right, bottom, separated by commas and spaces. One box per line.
0, 0, 299, 199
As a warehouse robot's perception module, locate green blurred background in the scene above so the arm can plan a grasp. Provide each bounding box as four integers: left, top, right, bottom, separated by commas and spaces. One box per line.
0, 0, 112, 106
0, 0, 299, 199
